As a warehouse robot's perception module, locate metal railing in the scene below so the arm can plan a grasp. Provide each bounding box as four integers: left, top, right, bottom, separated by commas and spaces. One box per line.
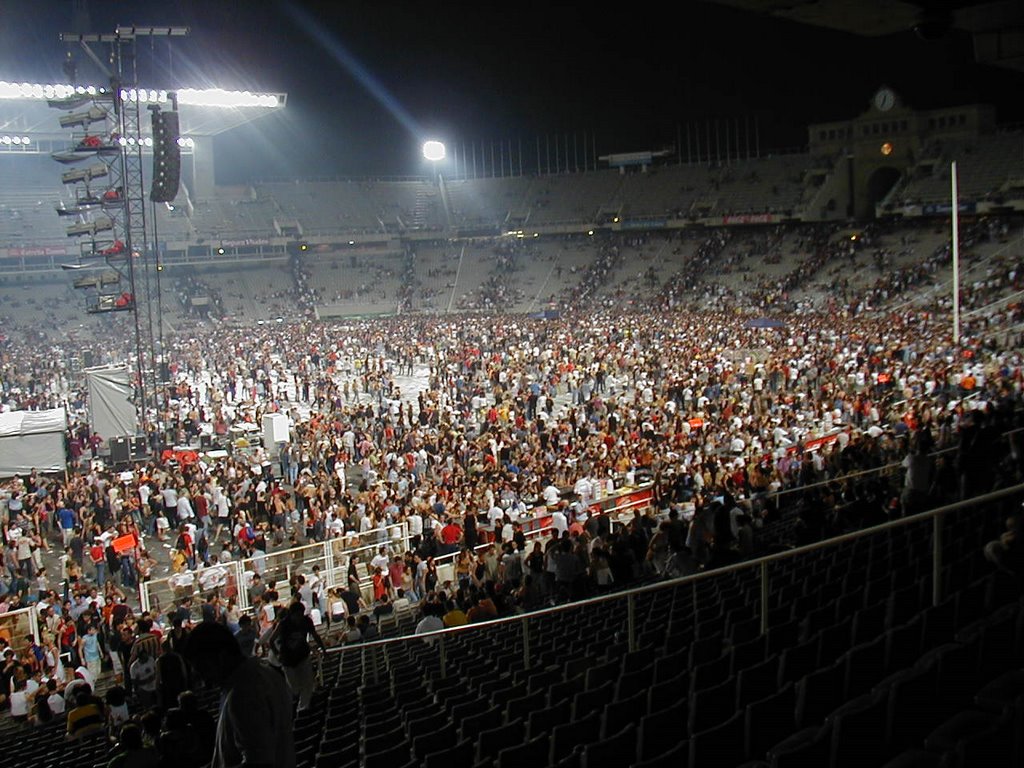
320, 482, 1024, 677
139, 522, 411, 616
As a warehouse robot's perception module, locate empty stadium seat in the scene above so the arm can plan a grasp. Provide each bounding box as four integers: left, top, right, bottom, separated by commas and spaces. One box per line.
581, 722, 638, 768
825, 688, 890, 768
637, 699, 687, 763
744, 681, 797, 761
689, 675, 737, 735
550, 710, 601, 765
496, 732, 550, 768
767, 723, 832, 768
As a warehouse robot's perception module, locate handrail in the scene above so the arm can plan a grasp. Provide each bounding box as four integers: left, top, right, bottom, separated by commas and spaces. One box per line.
320, 482, 1024, 655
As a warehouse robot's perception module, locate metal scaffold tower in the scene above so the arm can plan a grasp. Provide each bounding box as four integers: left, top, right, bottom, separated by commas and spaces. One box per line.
54, 26, 187, 446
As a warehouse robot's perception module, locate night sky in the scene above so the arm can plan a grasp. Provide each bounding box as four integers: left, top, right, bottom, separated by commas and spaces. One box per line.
1, 0, 1022, 182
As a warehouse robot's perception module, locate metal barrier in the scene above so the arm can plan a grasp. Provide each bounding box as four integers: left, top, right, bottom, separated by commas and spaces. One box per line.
320, 482, 1024, 676
139, 523, 410, 616
0, 606, 38, 657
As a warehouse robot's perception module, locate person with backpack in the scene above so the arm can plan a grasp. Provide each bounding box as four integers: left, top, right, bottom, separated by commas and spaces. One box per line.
269, 599, 326, 712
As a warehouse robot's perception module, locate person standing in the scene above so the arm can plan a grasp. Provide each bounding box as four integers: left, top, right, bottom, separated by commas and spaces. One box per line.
270, 600, 326, 712
78, 624, 105, 682
182, 622, 296, 768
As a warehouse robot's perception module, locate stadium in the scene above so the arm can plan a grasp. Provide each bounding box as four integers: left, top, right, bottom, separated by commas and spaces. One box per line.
1, 1, 1024, 767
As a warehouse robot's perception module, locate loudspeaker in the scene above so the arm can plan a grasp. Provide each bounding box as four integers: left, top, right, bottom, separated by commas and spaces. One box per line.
149, 110, 181, 203
131, 436, 148, 459
110, 436, 130, 465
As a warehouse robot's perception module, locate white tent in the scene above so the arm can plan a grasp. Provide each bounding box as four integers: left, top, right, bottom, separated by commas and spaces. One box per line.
0, 408, 67, 477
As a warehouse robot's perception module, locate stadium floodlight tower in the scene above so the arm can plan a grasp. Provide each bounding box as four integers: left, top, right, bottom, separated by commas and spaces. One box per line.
423, 140, 451, 231
423, 139, 446, 163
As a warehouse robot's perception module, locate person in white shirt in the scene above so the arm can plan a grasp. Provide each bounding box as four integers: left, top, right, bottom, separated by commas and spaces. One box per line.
573, 476, 594, 508
406, 512, 423, 547
370, 546, 390, 574
176, 491, 195, 523
487, 505, 505, 530
550, 508, 569, 537
415, 613, 444, 645
45, 680, 66, 715
542, 483, 561, 508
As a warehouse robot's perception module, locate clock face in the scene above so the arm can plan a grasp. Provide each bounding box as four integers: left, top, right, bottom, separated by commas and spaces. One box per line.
875, 88, 895, 111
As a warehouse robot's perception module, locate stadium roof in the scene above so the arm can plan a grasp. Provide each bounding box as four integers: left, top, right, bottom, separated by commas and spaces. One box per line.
709, 0, 1024, 73
0, 82, 287, 139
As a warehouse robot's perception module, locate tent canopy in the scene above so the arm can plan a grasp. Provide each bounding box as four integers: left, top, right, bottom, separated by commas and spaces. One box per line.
0, 408, 67, 477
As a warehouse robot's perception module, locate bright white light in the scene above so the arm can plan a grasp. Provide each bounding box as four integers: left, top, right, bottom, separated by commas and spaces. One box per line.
11, 136, 20, 144
185, 137, 194, 148
422, 140, 446, 162
176, 137, 185, 147
143, 137, 153, 147
1, 136, 10, 144
0, 81, 282, 108
21, 137, 29, 145
177, 88, 280, 108
118, 137, 128, 146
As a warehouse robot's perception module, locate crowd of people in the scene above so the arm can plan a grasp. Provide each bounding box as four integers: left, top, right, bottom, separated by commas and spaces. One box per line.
0, 216, 1022, 767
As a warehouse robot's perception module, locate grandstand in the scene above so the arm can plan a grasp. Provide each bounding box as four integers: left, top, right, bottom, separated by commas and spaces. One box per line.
4, 70, 1024, 768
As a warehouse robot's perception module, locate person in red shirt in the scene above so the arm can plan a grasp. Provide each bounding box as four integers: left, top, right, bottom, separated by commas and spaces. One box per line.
440, 518, 463, 555
89, 541, 107, 587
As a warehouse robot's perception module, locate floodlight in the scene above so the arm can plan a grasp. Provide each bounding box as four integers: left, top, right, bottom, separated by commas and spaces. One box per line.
423, 140, 446, 162
177, 88, 280, 108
